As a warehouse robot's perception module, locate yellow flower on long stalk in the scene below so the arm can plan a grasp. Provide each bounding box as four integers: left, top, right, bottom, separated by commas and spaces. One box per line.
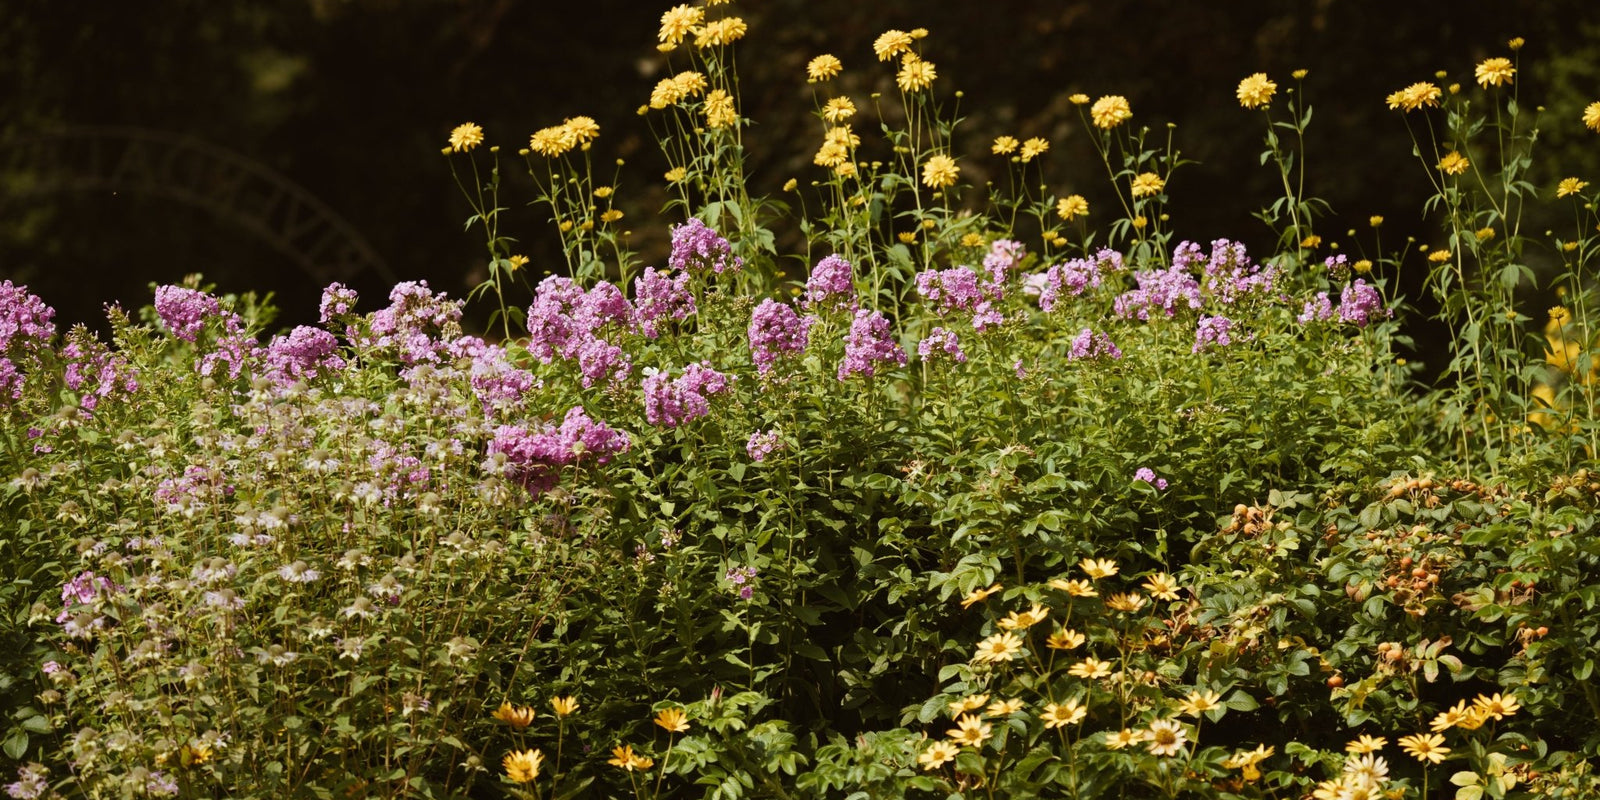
946, 693, 988, 716
503, 749, 543, 783
1475, 57, 1516, 88
960, 583, 1002, 608
1020, 137, 1050, 162
807, 54, 843, 83
608, 745, 654, 771
1472, 692, 1520, 720
1386, 82, 1442, 112
563, 116, 600, 146
1398, 732, 1450, 764
1237, 73, 1277, 109
1437, 150, 1470, 176
897, 56, 937, 92
1041, 699, 1087, 728
1142, 573, 1181, 600
1585, 101, 1600, 132
1050, 577, 1097, 597
822, 97, 856, 124
1177, 689, 1222, 718
971, 630, 1022, 663
996, 603, 1049, 630
1557, 177, 1589, 198
1056, 195, 1089, 221
1068, 657, 1112, 679
1345, 734, 1387, 754
492, 701, 536, 729
946, 714, 992, 747
695, 17, 747, 48
1079, 558, 1119, 580
1223, 744, 1274, 782
551, 695, 580, 717
992, 136, 1019, 155
1145, 719, 1188, 756
1046, 627, 1086, 650
921, 154, 960, 189
529, 126, 575, 157
1106, 592, 1147, 613
654, 707, 690, 733
704, 89, 738, 129
658, 4, 704, 47
918, 740, 959, 770
448, 122, 484, 152
874, 29, 914, 61
986, 698, 1024, 717
1090, 95, 1132, 129
1130, 172, 1166, 198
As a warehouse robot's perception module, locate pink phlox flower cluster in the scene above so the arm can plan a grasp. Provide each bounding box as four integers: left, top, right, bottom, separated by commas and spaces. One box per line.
982, 239, 1027, 285
746, 429, 784, 462
804, 254, 856, 310
1134, 467, 1169, 490
748, 298, 816, 376
319, 282, 359, 325
153, 285, 220, 342
917, 326, 967, 364
669, 217, 743, 274
1193, 239, 1277, 305
58, 570, 120, 621
725, 565, 759, 600
1193, 315, 1238, 353
838, 308, 906, 380
1038, 249, 1121, 311
1068, 328, 1123, 361
527, 275, 636, 387
449, 336, 540, 415
488, 407, 630, 493
642, 361, 733, 428
61, 328, 139, 411
1298, 292, 1335, 324
1338, 279, 1389, 327
915, 266, 1005, 331
0, 280, 56, 354
633, 267, 696, 338
262, 326, 346, 385
1114, 265, 1203, 320
356, 281, 465, 365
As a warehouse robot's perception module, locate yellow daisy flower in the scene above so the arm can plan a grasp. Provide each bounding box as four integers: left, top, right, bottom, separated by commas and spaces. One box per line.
1237, 73, 1277, 108
1104, 728, 1144, 749
563, 116, 600, 145
492, 701, 536, 729
1042, 699, 1087, 728
946, 714, 992, 747
448, 122, 484, 152
1472, 692, 1520, 721
1080, 558, 1119, 580
1585, 101, 1600, 132
704, 89, 738, 129
874, 29, 914, 61
807, 54, 843, 83
960, 583, 1002, 609
657, 5, 704, 47
822, 97, 856, 124
918, 740, 959, 770
1049, 577, 1097, 597
608, 744, 653, 771
551, 695, 579, 717
946, 693, 989, 716
1146, 719, 1188, 757
1090, 95, 1132, 129
1557, 177, 1589, 197
897, 57, 937, 92
1346, 734, 1387, 754
503, 748, 543, 783
986, 698, 1025, 717
1437, 150, 1470, 175
992, 135, 1019, 155
1224, 744, 1274, 782
695, 17, 747, 49
921, 154, 959, 189
1475, 57, 1516, 88
1141, 573, 1181, 600
1020, 136, 1050, 162
1386, 82, 1442, 112
971, 631, 1023, 663
1398, 732, 1449, 764
1106, 592, 1147, 613
1056, 194, 1089, 221
1047, 628, 1086, 650
1177, 689, 1221, 718
1130, 172, 1166, 198
1068, 657, 1111, 679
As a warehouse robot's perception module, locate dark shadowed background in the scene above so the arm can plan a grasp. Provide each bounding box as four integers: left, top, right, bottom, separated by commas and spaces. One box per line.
3, 0, 1598, 371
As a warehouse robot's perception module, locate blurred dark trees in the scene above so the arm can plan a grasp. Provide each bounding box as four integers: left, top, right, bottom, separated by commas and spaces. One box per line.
2, 0, 1598, 361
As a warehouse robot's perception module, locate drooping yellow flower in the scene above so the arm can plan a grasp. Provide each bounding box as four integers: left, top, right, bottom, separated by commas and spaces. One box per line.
1428, 249, 1452, 263
1584, 101, 1600, 132
960, 582, 1002, 608
503, 748, 544, 783
1069, 93, 1090, 105
1353, 259, 1373, 273
1237, 73, 1277, 109
1141, 573, 1181, 600
1475, 57, 1516, 88
1090, 95, 1133, 129
664, 166, 687, 183
918, 740, 959, 769
946, 714, 992, 747
1106, 592, 1147, 613
1177, 689, 1222, 718
1042, 699, 1087, 728
563, 116, 600, 146
1437, 150, 1470, 175
897, 57, 937, 92
1508, 37, 1525, 51
704, 89, 738, 129
695, 17, 748, 49
658, 4, 704, 47
960, 232, 985, 248
1020, 137, 1050, 162
995, 603, 1049, 630
1130, 172, 1166, 198
822, 97, 856, 123
1475, 226, 1495, 242
492, 700, 536, 729
991, 135, 1019, 155
921, 154, 959, 189
1047, 627, 1086, 650
971, 630, 1022, 663
1145, 719, 1188, 757
1398, 732, 1449, 764
1557, 177, 1589, 197
1346, 734, 1387, 754
448, 122, 485, 152
1369, 215, 1384, 227
1386, 82, 1443, 112
1223, 744, 1274, 782
1068, 657, 1111, 679
874, 29, 914, 61
807, 54, 843, 83
551, 695, 579, 717
1049, 577, 1097, 597
1104, 728, 1145, 749
1080, 558, 1119, 580
1292, 68, 1309, 79
1430, 700, 1470, 731
1056, 195, 1089, 221
1472, 692, 1520, 720
946, 693, 989, 716
654, 707, 690, 733
986, 697, 1025, 717
608, 744, 654, 771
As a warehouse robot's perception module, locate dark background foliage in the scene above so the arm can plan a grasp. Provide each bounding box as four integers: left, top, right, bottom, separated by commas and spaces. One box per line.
3, 0, 1597, 367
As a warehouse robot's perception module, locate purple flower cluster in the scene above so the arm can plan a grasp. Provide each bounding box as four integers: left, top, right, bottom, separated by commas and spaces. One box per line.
449, 336, 540, 415
261, 326, 346, 385
725, 565, 759, 600
1298, 292, 1334, 324
1068, 328, 1123, 361
746, 429, 784, 462
642, 362, 733, 428
57, 570, 122, 639
1134, 467, 1169, 490
982, 239, 1027, 285
357, 281, 465, 366
5, 763, 49, 800
61, 328, 139, 411
804, 254, 856, 310
319, 282, 359, 324
1114, 266, 1202, 320
838, 308, 906, 380
669, 217, 743, 274
915, 266, 1004, 330
489, 407, 630, 493
1038, 249, 1121, 311
1338, 280, 1388, 327
917, 326, 967, 364
1193, 315, 1237, 353
0, 281, 55, 355
633, 267, 696, 338
1193, 239, 1277, 306
153, 465, 235, 514
154, 285, 221, 342
748, 299, 815, 376
526, 275, 635, 387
